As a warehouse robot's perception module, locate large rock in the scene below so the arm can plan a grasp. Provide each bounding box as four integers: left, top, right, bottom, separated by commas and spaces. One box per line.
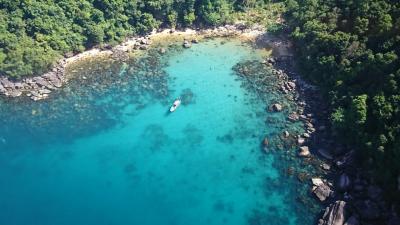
297, 137, 306, 145
312, 178, 324, 186
299, 146, 310, 157
314, 184, 333, 201
287, 81, 296, 89
319, 201, 347, 225
312, 178, 333, 201
183, 40, 192, 48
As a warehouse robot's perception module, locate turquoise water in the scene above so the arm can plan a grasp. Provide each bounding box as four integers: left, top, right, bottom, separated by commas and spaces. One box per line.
0, 39, 316, 225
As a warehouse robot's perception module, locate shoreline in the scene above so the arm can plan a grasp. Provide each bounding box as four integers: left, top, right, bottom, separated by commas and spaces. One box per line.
0, 24, 264, 101
266, 47, 394, 224
0, 22, 392, 225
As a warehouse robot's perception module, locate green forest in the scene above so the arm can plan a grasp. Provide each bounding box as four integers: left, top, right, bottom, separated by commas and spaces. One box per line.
285, 0, 400, 196
0, 0, 268, 78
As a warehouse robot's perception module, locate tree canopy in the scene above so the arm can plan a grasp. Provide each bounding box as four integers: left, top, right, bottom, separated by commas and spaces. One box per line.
285, 0, 400, 197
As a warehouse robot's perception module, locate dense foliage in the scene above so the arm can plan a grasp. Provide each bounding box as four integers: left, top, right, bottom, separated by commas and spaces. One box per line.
285, 0, 400, 195
0, 0, 270, 78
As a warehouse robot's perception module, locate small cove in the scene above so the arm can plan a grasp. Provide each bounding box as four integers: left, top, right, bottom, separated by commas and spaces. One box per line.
0, 38, 321, 225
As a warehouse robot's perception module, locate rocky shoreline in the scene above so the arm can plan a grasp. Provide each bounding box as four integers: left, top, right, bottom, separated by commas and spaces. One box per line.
0, 24, 263, 101
265, 50, 398, 225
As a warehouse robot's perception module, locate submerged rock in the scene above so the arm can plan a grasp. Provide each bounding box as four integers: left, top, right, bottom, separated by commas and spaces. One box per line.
263, 137, 269, 146
271, 103, 283, 112
283, 131, 290, 138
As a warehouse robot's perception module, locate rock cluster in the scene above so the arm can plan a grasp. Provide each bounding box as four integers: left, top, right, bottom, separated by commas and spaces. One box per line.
267, 53, 394, 225
0, 59, 66, 101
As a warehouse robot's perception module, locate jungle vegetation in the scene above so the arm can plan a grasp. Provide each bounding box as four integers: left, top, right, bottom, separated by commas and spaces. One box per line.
285, 0, 400, 198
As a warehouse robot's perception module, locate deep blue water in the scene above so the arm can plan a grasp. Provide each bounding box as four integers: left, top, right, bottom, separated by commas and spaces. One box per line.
0, 39, 317, 225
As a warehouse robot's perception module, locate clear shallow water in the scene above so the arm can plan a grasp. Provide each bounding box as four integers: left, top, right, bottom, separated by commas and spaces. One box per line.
0, 39, 316, 225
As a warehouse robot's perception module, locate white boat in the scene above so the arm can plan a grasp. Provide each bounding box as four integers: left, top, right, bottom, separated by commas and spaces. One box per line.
170, 99, 181, 112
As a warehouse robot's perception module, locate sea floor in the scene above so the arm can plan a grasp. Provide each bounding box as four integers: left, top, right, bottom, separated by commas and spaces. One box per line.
0, 38, 318, 225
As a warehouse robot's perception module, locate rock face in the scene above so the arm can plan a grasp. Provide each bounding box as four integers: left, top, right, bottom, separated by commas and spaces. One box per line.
319, 201, 347, 225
